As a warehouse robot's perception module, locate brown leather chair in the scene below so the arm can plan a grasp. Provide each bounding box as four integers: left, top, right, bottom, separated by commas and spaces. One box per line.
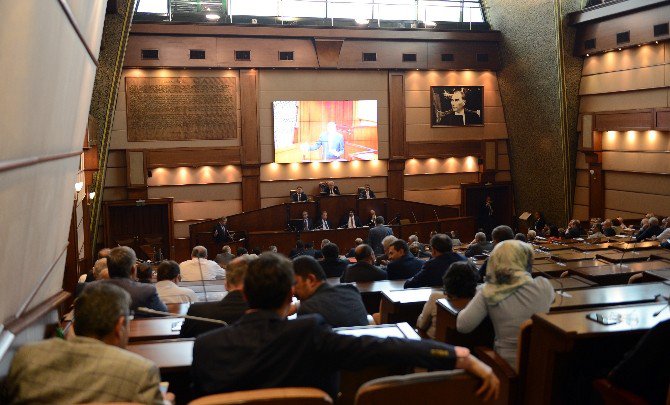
474, 319, 533, 405
354, 370, 490, 405
593, 379, 650, 405
188, 387, 332, 405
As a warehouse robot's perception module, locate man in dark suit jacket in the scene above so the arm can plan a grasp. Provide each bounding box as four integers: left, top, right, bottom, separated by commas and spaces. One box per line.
464, 232, 493, 258
386, 239, 424, 280
303, 242, 318, 258
339, 210, 362, 229
314, 211, 333, 230
289, 240, 306, 259
340, 244, 387, 283
366, 209, 378, 227
191, 253, 499, 400
180, 256, 250, 338
358, 184, 376, 199
213, 216, 233, 244
291, 186, 309, 202
318, 243, 349, 278
88, 246, 167, 316
404, 234, 466, 288
293, 256, 368, 327
368, 216, 393, 255
319, 181, 340, 196
299, 211, 313, 231
476, 225, 515, 282
635, 217, 663, 242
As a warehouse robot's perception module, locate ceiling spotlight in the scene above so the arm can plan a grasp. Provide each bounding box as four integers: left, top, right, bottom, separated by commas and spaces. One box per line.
206, 13, 220, 20
355, 18, 369, 25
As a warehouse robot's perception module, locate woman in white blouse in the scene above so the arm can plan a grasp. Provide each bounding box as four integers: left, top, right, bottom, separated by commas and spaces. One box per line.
457, 240, 554, 369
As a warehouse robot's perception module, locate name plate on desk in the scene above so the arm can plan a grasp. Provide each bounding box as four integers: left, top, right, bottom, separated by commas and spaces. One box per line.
335, 322, 420, 340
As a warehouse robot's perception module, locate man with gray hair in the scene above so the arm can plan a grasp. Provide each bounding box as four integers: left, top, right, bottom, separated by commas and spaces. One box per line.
368, 216, 393, 255
89, 246, 167, 315
180, 255, 252, 338
464, 232, 493, 258
180, 245, 225, 281
5, 283, 168, 404
636, 216, 663, 242
215, 245, 235, 268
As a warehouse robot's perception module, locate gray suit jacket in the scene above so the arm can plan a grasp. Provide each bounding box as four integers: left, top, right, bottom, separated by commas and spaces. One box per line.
368, 225, 393, 255
89, 278, 167, 316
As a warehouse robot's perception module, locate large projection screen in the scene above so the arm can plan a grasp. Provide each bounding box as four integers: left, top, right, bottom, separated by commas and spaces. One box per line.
273, 100, 378, 163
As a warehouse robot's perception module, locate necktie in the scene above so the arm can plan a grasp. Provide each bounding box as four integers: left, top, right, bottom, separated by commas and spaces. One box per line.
366, 191, 370, 199
324, 221, 328, 230
330, 187, 334, 196
349, 217, 355, 228
304, 219, 308, 229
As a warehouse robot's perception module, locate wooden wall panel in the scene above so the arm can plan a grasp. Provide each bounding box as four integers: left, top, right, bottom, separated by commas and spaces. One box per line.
593, 110, 653, 131
601, 130, 670, 151
404, 188, 461, 206
389, 74, 406, 159
240, 69, 260, 165
604, 171, 670, 196
146, 166, 242, 186
242, 165, 261, 212
147, 183, 242, 202
495, 171, 511, 182
576, 169, 589, 187
576, 152, 589, 170
579, 65, 665, 95
573, 204, 589, 220
404, 173, 480, 190
654, 109, 670, 130
574, 186, 589, 205
582, 44, 665, 76
580, 88, 669, 112
602, 151, 670, 173
145, 148, 241, 168
604, 209, 646, 219
104, 167, 127, 187
259, 160, 388, 181
404, 157, 479, 175
406, 141, 483, 158
605, 190, 670, 217
173, 200, 243, 222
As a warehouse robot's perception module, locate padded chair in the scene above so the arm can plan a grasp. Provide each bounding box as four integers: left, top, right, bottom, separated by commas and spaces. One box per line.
188, 388, 332, 405
474, 319, 533, 405
593, 379, 650, 405
354, 370, 490, 405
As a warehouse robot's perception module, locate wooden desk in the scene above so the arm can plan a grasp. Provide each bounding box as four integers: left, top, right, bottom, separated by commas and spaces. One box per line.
166, 302, 190, 315
570, 243, 614, 251
129, 317, 183, 342
650, 250, 670, 261
551, 249, 618, 262
525, 303, 670, 405
539, 243, 574, 252
610, 241, 661, 251
379, 288, 441, 324
551, 282, 669, 311
569, 260, 670, 285
548, 276, 595, 290
597, 249, 670, 263
326, 278, 408, 314
644, 268, 670, 282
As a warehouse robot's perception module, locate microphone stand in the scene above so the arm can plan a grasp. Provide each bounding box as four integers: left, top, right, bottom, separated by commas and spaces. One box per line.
197, 257, 208, 302
137, 307, 227, 325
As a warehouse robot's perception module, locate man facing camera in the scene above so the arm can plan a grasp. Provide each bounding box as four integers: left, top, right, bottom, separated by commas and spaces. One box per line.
315, 210, 333, 230
213, 216, 233, 244
358, 184, 376, 199
292, 186, 308, 202
306, 121, 345, 160
340, 210, 362, 229
191, 252, 499, 400
386, 239, 424, 280
179, 246, 226, 281
319, 180, 341, 196
180, 255, 252, 338
293, 256, 368, 327
4, 283, 168, 404
404, 234, 466, 289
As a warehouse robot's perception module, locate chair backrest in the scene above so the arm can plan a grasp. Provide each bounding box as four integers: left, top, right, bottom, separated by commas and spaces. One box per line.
189, 387, 332, 405
593, 379, 650, 405
354, 370, 488, 405
290, 189, 297, 198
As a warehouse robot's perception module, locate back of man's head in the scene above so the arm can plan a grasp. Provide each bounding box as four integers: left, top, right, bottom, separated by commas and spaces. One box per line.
192, 246, 208, 259
492, 225, 515, 244
475, 232, 487, 243
236, 247, 248, 256
355, 238, 363, 245
322, 243, 340, 259
157, 260, 181, 282
296, 240, 304, 249
442, 261, 479, 299
244, 253, 294, 310
98, 248, 111, 259
92, 258, 108, 280
649, 217, 659, 226
107, 246, 136, 278
430, 234, 453, 254
75, 283, 131, 340
408, 234, 418, 243
293, 256, 327, 282
382, 235, 398, 251
222, 245, 231, 254
227, 255, 253, 288
514, 233, 527, 242
305, 242, 314, 249
320, 239, 330, 249
375, 216, 385, 225
355, 244, 374, 262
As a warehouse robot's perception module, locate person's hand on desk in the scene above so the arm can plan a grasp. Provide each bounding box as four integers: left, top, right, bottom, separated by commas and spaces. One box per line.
454, 346, 500, 402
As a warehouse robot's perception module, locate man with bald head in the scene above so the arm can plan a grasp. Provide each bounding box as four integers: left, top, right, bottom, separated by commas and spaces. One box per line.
340, 244, 387, 283
179, 245, 226, 281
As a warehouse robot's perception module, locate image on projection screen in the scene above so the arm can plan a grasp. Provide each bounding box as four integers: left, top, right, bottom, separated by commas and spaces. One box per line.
273, 100, 378, 163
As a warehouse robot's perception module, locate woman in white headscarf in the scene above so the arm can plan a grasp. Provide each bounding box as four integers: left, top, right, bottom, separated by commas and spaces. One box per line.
457, 240, 554, 368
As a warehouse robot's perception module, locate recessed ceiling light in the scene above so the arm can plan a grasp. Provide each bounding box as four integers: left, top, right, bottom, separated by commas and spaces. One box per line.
206, 13, 220, 20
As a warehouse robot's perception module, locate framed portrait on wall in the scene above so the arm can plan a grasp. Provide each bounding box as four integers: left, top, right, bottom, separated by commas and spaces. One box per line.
430, 86, 484, 127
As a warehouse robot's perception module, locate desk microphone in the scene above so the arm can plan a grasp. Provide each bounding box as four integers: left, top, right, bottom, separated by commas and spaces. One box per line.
136, 307, 227, 325
197, 258, 208, 303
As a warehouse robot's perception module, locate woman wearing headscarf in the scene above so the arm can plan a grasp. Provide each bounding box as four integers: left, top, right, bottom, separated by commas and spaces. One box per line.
456, 240, 554, 368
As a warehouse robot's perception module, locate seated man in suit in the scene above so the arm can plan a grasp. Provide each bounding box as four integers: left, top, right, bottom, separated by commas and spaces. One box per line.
319, 243, 349, 278
4, 283, 169, 404
289, 240, 306, 259
340, 209, 362, 229
376, 235, 397, 267
180, 255, 252, 338
358, 184, 376, 199
404, 234, 466, 289
213, 216, 233, 244
340, 244, 387, 283
214, 245, 235, 268
180, 246, 226, 281
635, 216, 663, 242
155, 260, 197, 304
191, 252, 499, 400
314, 210, 333, 230
89, 246, 167, 315
346, 238, 364, 258
291, 186, 308, 202
299, 210, 313, 231
366, 209, 378, 227
293, 256, 368, 327
386, 239, 424, 280
303, 242, 318, 258
564, 219, 582, 239
464, 232, 493, 258
319, 180, 341, 196
368, 216, 393, 255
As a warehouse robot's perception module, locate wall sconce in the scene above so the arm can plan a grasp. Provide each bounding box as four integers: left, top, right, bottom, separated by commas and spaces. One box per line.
74, 182, 84, 192
589, 169, 596, 180
87, 185, 96, 205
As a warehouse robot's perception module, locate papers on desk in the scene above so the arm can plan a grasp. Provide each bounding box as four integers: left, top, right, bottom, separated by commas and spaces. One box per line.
171, 320, 184, 331
335, 325, 405, 339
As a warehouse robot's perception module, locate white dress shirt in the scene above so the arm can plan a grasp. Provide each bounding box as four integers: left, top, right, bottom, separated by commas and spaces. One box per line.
179, 258, 226, 281
655, 227, 670, 244
155, 280, 198, 303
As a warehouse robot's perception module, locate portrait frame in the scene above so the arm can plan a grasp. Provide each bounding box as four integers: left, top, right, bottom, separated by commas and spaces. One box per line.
430, 86, 484, 127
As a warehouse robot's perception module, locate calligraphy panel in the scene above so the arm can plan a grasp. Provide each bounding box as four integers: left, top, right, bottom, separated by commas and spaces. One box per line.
125, 77, 238, 141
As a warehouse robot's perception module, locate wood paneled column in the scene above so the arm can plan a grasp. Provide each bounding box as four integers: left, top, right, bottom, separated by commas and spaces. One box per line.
388, 73, 406, 199
585, 130, 604, 219
240, 69, 261, 212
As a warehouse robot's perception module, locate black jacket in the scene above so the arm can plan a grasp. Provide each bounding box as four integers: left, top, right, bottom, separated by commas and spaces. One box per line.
340, 262, 387, 283
180, 290, 248, 338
